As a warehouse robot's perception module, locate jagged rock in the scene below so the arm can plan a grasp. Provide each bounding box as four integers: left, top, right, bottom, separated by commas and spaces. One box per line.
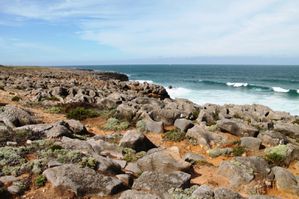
218, 156, 271, 188
272, 166, 299, 195
64, 119, 88, 134
257, 131, 288, 147
183, 152, 207, 164
119, 130, 156, 152
217, 119, 259, 137
0, 105, 37, 128
174, 118, 194, 132
132, 171, 191, 195
116, 104, 136, 122
119, 190, 161, 199
240, 137, 261, 151
192, 185, 214, 199
143, 115, 164, 133
116, 174, 133, 187
214, 187, 244, 199
137, 147, 191, 173
197, 104, 219, 125
125, 162, 142, 175
43, 164, 124, 196
45, 123, 73, 138
274, 123, 299, 139
186, 125, 222, 148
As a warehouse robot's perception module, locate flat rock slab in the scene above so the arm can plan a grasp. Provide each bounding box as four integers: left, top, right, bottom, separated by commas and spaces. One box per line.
132, 171, 191, 195
43, 164, 123, 196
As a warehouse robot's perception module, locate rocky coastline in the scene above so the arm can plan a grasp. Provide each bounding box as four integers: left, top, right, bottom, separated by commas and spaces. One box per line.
0, 67, 299, 199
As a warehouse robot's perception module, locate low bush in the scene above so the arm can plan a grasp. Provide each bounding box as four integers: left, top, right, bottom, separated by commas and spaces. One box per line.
66, 107, 99, 120
136, 120, 146, 132
264, 145, 287, 166
122, 148, 146, 162
163, 129, 185, 142
46, 106, 63, 114
103, 118, 129, 131
232, 146, 246, 156
34, 175, 47, 187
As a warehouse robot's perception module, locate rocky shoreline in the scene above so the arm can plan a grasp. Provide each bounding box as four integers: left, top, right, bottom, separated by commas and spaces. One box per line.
0, 67, 299, 199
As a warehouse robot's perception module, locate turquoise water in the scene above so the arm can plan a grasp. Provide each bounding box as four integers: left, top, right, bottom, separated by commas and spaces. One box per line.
68, 65, 299, 115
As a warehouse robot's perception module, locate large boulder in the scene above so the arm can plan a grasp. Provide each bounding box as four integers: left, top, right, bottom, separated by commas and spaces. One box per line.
274, 123, 299, 139
143, 115, 164, 133
137, 147, 191, 173
240, 137, 261, 151
43, 164, 124, 196
186, 125, 223, 149
174, 118, 194, 132
217, 119, 259, 137
272, 166, 299, 195
218, 156, 271, 189
119, 130, 156, 152
132, 171, 191, 196
257, 131, 288, 147
0, 105, 37, 128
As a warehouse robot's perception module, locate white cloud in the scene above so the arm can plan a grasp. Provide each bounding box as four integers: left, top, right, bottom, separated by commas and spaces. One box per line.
1, 0, 299, 58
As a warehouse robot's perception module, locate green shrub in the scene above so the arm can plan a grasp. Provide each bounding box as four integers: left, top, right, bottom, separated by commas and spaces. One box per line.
46, 106, 63, 114
232, 146, 246, 156
34, 175, 46, 187
122, 148, 146, 162
103, 118, 129, 131
136, 120, 146, 132
163, 130, 185, 142
264, 145, 287, 166
11, 96, 21, 102
81, 157, 97, 169
15, 130, 32, 143
98, 109, 117, 119
168, 185, 200, 199
66, 107, 99, 120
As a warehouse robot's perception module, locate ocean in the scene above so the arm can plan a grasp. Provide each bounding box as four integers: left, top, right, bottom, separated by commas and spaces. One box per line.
68, 65, 299, 116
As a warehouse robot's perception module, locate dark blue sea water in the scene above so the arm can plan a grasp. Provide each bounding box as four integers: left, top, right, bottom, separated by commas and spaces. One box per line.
67, 65, 299, 115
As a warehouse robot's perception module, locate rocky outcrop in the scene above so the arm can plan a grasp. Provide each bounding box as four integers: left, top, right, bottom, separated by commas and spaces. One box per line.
119, 130, 156, 152
43, 164, 124, 196
272, 166, 299, 195
217, 119, 259, 137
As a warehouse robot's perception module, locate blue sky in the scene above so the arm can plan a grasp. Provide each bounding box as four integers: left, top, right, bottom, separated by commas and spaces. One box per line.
0, 0, 299, 65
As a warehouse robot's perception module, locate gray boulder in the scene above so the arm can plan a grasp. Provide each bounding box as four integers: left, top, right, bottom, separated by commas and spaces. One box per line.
45, 122, 73, 138
43, 164, 124, 196
186, 125, 223, 149
132, 171, 191, 195
207, 147, 232, 158
183, 152, 207, 164
274, 123, 299, 139
119, 130, 156, 152
137, 147, 191, 173
240, 137, 261, 151
143, 115, 164, 133
218, 156, 271, 188
272, 166, 299, 195
174, 118, 194, 132
214, 187, 244, 199
217, 119, 258, 137
257, 131, 288, 147
119, 190, 161, 199
0, 105, 37, 128
192, 185, 214, 199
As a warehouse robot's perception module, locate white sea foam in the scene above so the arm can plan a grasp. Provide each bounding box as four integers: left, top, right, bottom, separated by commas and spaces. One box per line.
166, 87, 192, 98
297, 89, 299, 94
272, 87, 290, 93
134, 80, 154, 84
226, 82, 248, 87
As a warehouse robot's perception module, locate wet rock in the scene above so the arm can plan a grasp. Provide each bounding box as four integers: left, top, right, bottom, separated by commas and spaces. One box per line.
174, 118, 194, 132
272, 166, 299, 195
132, 171, 191, 195
240, 137, 261, 151
119, 130, 156, 152
43, 164, 124, 196
137, 147, 191, 173
217, 119, 259, 137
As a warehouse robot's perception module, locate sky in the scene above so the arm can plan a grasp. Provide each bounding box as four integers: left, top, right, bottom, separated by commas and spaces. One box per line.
0, 0, 299, 65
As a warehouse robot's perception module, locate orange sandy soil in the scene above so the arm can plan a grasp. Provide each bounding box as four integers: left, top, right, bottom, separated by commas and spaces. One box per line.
1, 89, 299, 199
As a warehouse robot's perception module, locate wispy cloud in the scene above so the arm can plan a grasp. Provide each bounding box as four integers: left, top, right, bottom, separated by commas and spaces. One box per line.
0, 0, 299, 62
